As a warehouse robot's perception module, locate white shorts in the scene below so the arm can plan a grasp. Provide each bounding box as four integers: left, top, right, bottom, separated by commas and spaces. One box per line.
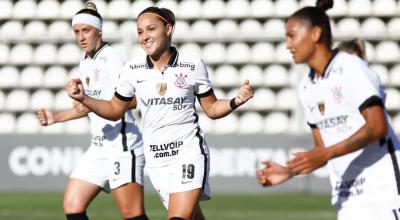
337, 197, 400, 220
71, 146, 145, 193
147, 153, 211, 208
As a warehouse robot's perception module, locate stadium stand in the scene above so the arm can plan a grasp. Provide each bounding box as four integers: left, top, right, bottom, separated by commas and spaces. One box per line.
1, 0, 400, 134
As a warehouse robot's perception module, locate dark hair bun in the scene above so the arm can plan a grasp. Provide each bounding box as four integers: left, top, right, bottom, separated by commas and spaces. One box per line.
316, 0, 333, 12
84, 1, 98, 11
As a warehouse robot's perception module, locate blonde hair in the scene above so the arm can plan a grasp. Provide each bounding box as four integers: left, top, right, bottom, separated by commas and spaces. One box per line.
337, 38, 367, 61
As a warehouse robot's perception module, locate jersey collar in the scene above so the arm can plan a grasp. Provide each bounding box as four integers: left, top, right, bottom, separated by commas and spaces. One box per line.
146, 47, 179, 69
84, 42, 109, 60
308, 49, 339, 81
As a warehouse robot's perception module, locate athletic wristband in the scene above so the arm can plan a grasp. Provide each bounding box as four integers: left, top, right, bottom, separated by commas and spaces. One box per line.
230, 98, 239, 110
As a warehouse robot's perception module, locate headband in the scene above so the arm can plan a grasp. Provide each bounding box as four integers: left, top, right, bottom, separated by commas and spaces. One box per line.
72, 13, 102, 30
140, 12, 169, 24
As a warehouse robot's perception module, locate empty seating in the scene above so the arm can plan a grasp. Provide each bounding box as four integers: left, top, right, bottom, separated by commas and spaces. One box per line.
13, 0, 36, 19
43, 66, 68, 88
34, 44, 58, 65
213, 65, 239, 87
264, 112, 290, 134
19, 66, 43, 88
390, 65, 400, 86
361, 18, 386, 39
364, 41, 375, 62
239, 65, 263, 87
0, 113, 16, 134
202, 43, 226, 64
212, 88, 226, 99
0, 44, 9, 64
327, 0, 347, 17
5, 90, 30, 111
24, 21, 47, 37
178, 43, 202, 58
173, 21, 190, 39
375, 41, 400, 63
335, 18, 361, 38
54, 90, 73, 110
226, 43, 251, 64
251, 42, 275, 63
30, 89, 54, 110
90, 0, 107, 16
16, 113, 41, 134
0, 66, 19, 88
36, 0, 60, 19
213, 113, 239, 134
48, 21, 71, 38
215, 19, 239, 38
372, 0, 397, 16
274, 0, 298, 17
252, 88, 276, 110
347, 0, 372, 17
387, 18, 400, 38
275, 42, 292, 63
178, 0, 201, 19
264, 64, 289, 87
106, 0, 130, 19
385, 88, 400, 110
60, 0, 83, 19
0, 20, 23, 37
191, 20, 215, 39
156, 0, 179, 15
0, 90, 5, 110
370, 64, 389, 86
58, 43, 81, 65
131, 0, 154, 18
239, 19, 263, 38
276, 88, 297, 110
0, 0, 13, 19
102, 20, 119, 40
226, 0, 250, 18
65, 117, 90, 134
202, 0, 226, 19
250, 0, 274, 18
239, 112, 264, 134
197, 113, 213, 133
263, 19, 285, 39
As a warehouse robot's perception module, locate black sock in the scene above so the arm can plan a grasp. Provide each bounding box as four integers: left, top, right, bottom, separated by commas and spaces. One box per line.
66, 212, 89, 220
125, 214, 149, 220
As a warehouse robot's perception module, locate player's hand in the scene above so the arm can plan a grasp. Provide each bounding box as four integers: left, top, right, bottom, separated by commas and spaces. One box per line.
37, 108, 55, 126
235, 79, 254, 106
257, 161, 293, 187
287, 147, 331, 175
66, 78, 84, 102
73, 101, 90, 114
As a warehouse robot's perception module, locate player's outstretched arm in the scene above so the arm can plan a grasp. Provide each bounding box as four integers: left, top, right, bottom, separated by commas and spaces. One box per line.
66, 78, 128, 121
198, 79, 254, 119
257, 161, 293, 187
36, 106, 88, 126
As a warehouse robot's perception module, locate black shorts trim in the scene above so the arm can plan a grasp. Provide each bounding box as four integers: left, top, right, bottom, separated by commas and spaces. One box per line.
387, 138, 400, 195
114, 91, 133, 102
358, 95, 383, 112
195, 126, 207, 190
196, 88, 214, 98
130, 150, 136, 183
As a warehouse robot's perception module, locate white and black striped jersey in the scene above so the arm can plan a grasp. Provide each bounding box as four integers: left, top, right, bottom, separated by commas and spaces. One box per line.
79, 43, 143, 154
299, 50, 400, 208
115, 47, 211, 167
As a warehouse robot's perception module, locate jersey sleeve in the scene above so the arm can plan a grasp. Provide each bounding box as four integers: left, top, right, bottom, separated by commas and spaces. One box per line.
298, 77, 317, 126
115, 64, 135, 101
106, 50, 127, 88
344, 58, 382, 111
194, 60, 213, 96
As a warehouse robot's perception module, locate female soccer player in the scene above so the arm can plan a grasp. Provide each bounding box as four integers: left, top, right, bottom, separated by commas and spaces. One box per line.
337, 38, 367, 61
257, 0, 400, 219
37, 2, 148, 220
66, 6, 253, 220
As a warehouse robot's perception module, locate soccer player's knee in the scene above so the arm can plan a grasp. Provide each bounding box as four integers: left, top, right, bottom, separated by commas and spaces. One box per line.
169, 217, 186, 220
125, 214, 149, 220
65, 212, 89, 220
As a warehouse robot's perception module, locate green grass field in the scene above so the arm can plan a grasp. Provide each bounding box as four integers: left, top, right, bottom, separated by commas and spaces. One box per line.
0, 192, 336, 220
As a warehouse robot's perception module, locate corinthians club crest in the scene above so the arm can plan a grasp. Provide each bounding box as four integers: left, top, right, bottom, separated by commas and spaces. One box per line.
156, 83, 167, 96
318, 101, 325, 116
174, 73, 188, 88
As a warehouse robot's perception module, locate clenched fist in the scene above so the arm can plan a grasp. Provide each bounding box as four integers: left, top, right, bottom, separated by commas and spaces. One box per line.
66, 78, 84, 102
37, 108, 55, 126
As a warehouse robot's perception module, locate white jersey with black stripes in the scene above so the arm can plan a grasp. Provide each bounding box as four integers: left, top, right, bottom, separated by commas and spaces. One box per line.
78, 43, 143, 154
299, 51, 400, 209
115, 47, 211, 167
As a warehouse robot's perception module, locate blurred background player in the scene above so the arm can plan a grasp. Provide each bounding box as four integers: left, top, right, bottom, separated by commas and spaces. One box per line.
257, 0, 400, 219
337, 38, 367, 61
65, 6, 253, 220
37, 2, 148, 220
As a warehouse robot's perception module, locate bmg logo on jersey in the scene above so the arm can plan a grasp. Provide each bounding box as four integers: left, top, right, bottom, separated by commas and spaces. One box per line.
178, 62, 195, 71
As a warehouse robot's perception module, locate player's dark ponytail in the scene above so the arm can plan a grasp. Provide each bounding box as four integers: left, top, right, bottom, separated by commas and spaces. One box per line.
75, 1, 103, 20
138, 6, 175, 27
288, 0, 333, 48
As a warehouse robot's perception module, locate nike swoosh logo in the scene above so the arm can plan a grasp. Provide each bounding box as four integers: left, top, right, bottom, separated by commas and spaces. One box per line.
137, 80, 146, 83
